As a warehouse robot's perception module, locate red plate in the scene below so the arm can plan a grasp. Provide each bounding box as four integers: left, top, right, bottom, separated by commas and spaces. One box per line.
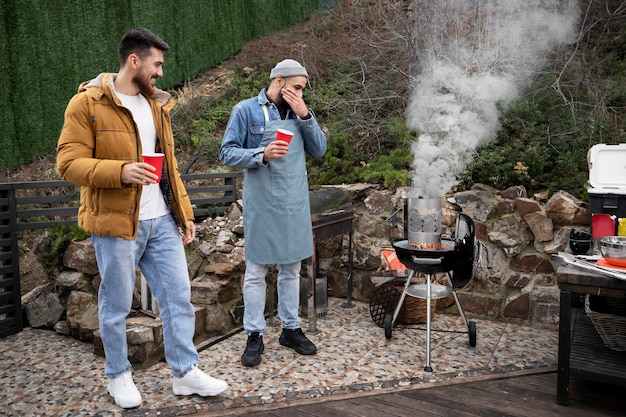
596, 258, 626, 271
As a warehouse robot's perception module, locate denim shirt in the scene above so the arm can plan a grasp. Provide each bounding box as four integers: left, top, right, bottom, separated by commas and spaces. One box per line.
219, 89, 326, 169
219, 88, 327, 264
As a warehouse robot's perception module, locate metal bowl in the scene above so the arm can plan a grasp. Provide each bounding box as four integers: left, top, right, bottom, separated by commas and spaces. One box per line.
599, 236, 626, 267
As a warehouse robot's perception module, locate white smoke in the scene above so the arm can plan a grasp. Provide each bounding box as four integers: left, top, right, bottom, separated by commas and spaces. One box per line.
407, 0, 580, 197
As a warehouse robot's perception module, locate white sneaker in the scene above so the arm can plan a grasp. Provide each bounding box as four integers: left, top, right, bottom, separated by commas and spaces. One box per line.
107, 370, 142, 409
172, 365, 228, 396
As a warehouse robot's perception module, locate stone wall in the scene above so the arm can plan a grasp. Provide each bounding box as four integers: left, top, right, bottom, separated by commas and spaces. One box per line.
315, 183, 589, 330
21, 183, 589, 364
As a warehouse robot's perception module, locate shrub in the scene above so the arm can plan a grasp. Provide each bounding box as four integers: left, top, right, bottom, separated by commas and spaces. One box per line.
39, 224, 90, 273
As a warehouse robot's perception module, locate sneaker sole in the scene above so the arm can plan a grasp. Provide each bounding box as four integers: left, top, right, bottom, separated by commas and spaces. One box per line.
279, 336, 317, 355
172, 383, 228, 397
241, 343, 264, 366
241, 355, 262, 366
107, 388, 142, 409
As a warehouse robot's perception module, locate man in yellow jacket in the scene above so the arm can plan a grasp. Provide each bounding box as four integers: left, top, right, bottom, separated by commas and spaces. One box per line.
57, 27, 227, 409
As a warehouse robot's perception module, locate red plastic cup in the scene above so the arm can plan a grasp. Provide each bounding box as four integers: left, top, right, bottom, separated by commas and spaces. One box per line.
142, 153, 164, 183
275, 129, 294, 144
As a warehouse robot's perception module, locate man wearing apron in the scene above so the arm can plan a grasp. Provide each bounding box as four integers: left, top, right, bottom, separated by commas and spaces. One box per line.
219, 59, 327, 367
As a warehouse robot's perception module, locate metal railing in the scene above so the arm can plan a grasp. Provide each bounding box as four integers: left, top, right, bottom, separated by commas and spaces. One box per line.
0, 171, 243, 338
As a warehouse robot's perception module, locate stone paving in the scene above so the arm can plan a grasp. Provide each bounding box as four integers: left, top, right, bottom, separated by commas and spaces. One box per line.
0, 298, 558, 417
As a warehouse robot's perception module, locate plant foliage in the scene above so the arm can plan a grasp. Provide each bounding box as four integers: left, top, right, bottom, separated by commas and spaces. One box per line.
0, 0, 322, 169
39, 224, 90, 273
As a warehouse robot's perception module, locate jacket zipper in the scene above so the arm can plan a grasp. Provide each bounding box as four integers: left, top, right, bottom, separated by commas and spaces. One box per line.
121, 105, 141, 239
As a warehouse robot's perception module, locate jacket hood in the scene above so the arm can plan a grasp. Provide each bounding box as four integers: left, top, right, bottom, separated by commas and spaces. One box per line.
78, 72, 173, 106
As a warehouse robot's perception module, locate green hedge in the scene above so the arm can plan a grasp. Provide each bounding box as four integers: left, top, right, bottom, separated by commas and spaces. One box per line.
0, 0, 322, 169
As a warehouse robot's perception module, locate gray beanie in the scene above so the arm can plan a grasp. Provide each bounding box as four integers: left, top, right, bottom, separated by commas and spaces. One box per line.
270, 59, 308, 79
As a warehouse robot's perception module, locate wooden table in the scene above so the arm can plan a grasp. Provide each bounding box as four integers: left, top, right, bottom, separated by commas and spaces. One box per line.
556, 264, 626, 405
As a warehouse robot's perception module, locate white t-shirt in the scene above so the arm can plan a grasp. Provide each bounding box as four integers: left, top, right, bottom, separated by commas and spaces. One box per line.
117, 92, 170, 221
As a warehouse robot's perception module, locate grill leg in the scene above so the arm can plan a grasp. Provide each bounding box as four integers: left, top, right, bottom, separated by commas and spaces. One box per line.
446, 273, 470, 329
391, 270, 415, 325
424, 273, 433, 372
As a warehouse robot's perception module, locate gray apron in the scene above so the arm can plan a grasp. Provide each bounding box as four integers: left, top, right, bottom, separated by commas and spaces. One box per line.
243, 105, 313, 264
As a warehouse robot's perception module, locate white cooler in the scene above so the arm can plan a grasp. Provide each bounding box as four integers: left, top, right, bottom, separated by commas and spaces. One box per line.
588, 144, 626, 235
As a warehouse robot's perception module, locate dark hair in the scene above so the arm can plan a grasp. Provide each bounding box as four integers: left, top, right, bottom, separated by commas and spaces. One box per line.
118, 27, 169, 65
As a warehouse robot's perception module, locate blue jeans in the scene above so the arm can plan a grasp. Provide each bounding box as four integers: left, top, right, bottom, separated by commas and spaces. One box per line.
243, 260, 302, 335
92, 214, 198, 378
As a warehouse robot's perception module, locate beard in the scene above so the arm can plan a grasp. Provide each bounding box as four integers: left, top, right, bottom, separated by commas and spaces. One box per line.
133, 73, 156, 97
276, 90, 291, 111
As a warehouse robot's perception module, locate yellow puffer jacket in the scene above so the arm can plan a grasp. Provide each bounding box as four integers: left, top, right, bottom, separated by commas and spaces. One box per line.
56, 73, 194, 240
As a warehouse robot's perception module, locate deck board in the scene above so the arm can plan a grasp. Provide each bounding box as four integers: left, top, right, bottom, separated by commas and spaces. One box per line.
207, 371, 626, 417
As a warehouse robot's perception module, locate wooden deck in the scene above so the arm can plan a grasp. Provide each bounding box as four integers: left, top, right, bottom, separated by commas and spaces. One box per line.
206, 370, 626, 417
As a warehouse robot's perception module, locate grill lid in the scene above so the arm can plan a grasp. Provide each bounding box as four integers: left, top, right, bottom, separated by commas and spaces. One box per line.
452, 213, 475, 289
309, 187, 353, 228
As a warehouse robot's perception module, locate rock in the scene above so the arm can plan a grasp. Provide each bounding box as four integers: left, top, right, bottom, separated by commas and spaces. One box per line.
364, 189, 392, 214
197, 241, 215, 256
187, 256, 205, 280
317, 235, 343, 258
21, 281, 52, 305
355, 214, 389, 239
545, 190, 589, 225
205, 263, 234, 276
392, 187, 411, 206
126, 325, 155, 345
195, 223, 218, 240
504, 273, 530, 288
534, 190, 550, 203
232, 223, 244, 236
65, 290, 99, 341
388, 224, 404, 241
500, 185, 527, 199
337, 183, 379, 202
453, 189, 497, 222
226, 202, 242, 221
510, 254, 555, 274
216, 230, 235, 247
351, 232, 388, 270
229, 301, 245, 326
23, 283, 65, 328
542, 227, 570, 254
497, 199, 517, 215
455, 292, 500, 316
533, 282, 559, 303
504, 293, 530, 319
488, 215, 533, 257
63, 239, 99, 275
204, 303, 230, 335
190, 281, 219, 305
534, 303, 560, 328
523, 212, 554, 242
55, 270, 90, 291
515, 197, 541, 216
442, 199, 459, 226
54, 320, 70, 335
219, 243, 235, 253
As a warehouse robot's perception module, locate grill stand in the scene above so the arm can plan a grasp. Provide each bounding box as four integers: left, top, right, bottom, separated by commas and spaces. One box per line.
385, 269, 476, 372
303, 209, 354, 334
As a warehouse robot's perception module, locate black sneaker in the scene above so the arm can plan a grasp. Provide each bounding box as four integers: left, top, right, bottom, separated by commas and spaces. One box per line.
279, 328, 317, 355
241, 332, 264, 367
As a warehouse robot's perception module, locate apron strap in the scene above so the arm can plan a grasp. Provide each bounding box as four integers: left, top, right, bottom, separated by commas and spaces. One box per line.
262, 104, 269, 122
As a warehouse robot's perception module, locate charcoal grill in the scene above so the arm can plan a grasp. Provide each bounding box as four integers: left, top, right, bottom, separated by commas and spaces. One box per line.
380, 197, 491, 372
